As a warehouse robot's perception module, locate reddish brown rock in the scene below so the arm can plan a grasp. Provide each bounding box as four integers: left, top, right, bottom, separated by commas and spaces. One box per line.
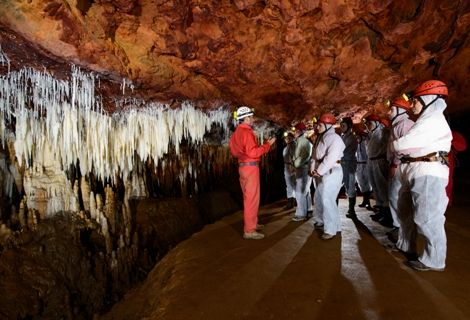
1, 0, 469, 124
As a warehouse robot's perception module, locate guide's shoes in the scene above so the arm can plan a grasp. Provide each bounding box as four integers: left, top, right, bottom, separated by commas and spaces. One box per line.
407, 260, 444, 272
255, 224, 265, 231
243, 231, 265, 240
292, 216, 306, 222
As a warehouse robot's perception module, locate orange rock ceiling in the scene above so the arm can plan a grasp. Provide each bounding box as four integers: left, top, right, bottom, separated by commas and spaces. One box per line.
1, 0, 469, 125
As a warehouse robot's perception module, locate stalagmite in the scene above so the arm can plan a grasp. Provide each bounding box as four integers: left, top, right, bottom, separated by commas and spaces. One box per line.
104, 185, 117, 235
89, 191, 97, 220
72, 181, 80, 213
81, 177, 91, 212
18, 199, 26, 229
27, 209, 37, 230
96, 193, 103, 213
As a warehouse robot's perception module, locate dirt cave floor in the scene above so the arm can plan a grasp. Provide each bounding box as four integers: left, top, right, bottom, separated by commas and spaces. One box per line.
103, 196, 470, 320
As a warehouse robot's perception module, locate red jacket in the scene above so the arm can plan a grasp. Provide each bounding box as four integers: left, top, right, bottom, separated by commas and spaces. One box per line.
229, 123, 271, 163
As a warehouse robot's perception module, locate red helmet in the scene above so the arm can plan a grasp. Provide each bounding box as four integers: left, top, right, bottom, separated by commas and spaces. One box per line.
413, 80, 448, 98
391, 97, 411, 110
364, 114, 381, 122
295, 122, 307, 131
318, 113, 336, 125
355, 126, 368, 137
379, 118, 390, 127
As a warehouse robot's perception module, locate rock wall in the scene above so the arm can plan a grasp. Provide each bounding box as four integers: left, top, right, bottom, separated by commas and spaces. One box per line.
0, 191, 240, 319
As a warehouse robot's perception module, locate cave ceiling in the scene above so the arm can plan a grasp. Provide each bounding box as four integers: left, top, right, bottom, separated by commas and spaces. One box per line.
1, 0, 470, 125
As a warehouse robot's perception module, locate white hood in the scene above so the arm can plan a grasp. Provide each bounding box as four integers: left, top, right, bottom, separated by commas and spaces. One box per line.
392, 95, 451, 158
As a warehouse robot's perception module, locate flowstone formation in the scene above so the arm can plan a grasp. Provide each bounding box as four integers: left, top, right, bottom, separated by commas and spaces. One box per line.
0, 45, 279, 318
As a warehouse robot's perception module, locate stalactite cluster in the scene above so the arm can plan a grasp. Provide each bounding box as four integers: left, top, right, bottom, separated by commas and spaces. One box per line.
0, 44, 280, 318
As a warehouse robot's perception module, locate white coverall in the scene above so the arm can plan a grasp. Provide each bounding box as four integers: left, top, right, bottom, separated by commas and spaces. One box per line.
341, 129, 358, 197
283, 143, 296, 198
311, 129, 345, 235
356, 136, 372, 193
293, 134, 313, 218
387, 112, 414, 228
393, 96, 451, 269
367, 123, 390, 207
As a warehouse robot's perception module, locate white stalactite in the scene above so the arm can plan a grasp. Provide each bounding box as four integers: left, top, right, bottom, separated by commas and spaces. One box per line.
0, 65, 238, 216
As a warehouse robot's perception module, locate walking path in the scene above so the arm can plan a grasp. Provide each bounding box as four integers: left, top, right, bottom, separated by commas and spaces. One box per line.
103, 199, 470, 320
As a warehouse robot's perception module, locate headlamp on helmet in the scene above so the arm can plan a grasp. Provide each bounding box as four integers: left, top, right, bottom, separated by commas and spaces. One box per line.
391, 96, 411, 110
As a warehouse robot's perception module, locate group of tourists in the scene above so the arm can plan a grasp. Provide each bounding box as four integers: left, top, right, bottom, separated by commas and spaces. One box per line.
229, 80, 464, 272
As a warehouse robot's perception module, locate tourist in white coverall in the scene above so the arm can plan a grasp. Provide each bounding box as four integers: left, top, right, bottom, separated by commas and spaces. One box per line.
387, 97, 414, 239
292, 123, 313, 221
283, 131, 296, 209
355, 130, 373, 210
310, 113, 345, 240
364, 114, 392, 226
393, 80, 451, 271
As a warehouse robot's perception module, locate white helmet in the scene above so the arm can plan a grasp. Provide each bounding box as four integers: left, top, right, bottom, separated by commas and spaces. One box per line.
236, 106, 254, 120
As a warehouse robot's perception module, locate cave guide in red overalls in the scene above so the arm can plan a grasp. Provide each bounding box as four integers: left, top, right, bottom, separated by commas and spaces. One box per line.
229, 106, 276, 240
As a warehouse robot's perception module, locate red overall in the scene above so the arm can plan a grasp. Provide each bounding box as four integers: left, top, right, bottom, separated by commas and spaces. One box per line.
229, 123, 271, 233
446, 131, 467, 206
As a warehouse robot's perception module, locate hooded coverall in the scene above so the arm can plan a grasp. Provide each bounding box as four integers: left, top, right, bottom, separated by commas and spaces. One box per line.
387, 112, 414, 228
293, 133, 313, 219
341, 129, 358, 198
393, 96, 452, 269
367, 123, 390, 208
229, 123, 271, 233
356, 135, 372, 193
311, 129, 345, 235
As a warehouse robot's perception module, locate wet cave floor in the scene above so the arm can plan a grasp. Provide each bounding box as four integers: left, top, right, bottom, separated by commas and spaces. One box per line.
103, 196, 470, 320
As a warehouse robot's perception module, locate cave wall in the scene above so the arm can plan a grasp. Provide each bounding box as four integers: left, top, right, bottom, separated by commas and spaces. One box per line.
1, 0, 470, 124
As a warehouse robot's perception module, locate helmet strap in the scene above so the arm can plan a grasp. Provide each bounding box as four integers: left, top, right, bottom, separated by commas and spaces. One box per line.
318, 123, 333, 136
325, 123, 334, 133
370, 121, 378, 132
391, 106, 406, 123
418, 96, 439, 116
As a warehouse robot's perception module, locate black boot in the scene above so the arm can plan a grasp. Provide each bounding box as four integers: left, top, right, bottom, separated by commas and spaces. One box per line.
359, 191, 372, 210
370, 206, 384, 221
284, 197, 295, 210
386, 227, 399, 243
378, 207, 394, 228
346, 197, 357, 219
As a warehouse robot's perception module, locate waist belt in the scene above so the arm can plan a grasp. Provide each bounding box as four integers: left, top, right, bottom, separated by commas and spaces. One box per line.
369, 154, 386, 161
239, 161, 259, 167
400, 151, 449, 165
